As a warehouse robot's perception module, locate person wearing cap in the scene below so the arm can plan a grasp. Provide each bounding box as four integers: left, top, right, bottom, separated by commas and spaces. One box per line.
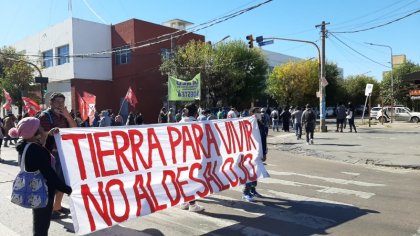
38, 92, 76, 219
9, 117, 72, 235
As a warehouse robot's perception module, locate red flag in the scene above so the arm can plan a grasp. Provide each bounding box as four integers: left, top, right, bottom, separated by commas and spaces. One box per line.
125, 86, 138, 108
78, 92, 88, 121
22, 97, 41, 116
78, 92, 96, 126
2, 89, 13, 110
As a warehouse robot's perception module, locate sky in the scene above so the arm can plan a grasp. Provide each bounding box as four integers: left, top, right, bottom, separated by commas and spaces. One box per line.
0, 0, 419, 81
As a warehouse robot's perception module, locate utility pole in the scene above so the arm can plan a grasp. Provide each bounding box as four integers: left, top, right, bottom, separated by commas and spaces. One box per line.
316, 21, 329, 132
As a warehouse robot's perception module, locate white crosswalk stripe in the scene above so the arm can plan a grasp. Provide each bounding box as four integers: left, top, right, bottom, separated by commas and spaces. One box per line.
1, 162, 387, 236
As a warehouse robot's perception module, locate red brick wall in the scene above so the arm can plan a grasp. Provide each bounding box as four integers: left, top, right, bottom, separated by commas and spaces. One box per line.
111, 19, 205, 123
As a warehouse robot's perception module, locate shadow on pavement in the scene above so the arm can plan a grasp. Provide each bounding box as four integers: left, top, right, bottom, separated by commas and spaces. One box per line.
0, 159, 19, 166
316, 144, 361, 147
362, 130, 420, 135
200, 195, 378, 236
54, 216, 164, 236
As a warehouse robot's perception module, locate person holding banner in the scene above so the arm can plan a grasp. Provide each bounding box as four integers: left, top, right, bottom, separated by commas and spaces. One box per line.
242, 107, 265, 202
39, 93, 77, 219
179, 103, 205, 212
10, 117, 72, 235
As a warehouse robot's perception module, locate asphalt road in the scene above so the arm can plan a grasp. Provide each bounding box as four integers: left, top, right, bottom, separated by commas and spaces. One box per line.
0, 122, 419, 236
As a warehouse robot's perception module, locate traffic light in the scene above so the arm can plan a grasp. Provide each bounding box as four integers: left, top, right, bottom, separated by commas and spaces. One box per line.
246, 34, 254, 48
256, 36, 264, 44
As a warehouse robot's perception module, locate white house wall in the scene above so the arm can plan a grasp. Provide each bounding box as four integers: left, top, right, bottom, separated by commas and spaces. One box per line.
12, 18, 112, 82
72, 18, 112, 81
45, 82, 72, 109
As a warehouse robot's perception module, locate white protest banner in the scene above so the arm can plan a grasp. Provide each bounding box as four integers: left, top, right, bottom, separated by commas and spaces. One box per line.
55, 117, 269, 235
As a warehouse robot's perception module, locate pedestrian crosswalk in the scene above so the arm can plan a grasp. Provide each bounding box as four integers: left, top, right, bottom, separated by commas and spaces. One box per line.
0, 161, 390, 236
115, 161, 387, 235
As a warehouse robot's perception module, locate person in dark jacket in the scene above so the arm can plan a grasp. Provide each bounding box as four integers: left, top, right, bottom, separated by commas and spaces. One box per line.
242, 107, 265, 202
9, 117, 72, 236
347, 102, 357, 133
280, 106, 292, 132
301, 104, 317, 145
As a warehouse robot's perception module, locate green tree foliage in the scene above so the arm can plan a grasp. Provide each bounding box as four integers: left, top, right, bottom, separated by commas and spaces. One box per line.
341, 75, 381, 105
160, 40, 268, 108
325, 62, 344, 106
0, 46, 36, 111
380, 61, 420, 107
266, 60, 318, 107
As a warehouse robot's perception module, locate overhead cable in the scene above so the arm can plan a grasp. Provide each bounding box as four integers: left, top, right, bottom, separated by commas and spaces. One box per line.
330, 9, 419, 34
328, 32, 390, 68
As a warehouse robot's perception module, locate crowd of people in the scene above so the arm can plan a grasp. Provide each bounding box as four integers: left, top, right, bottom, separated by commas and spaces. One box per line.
1, 91, 361, 235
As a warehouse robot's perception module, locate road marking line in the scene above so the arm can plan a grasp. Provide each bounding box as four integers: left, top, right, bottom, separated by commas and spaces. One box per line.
205, 193, 337, 230
341, 172, 360, 176
267, 170, 385, 187
266, 190, 354, 207
413, 226, 420, 236
259, 178, 375, 199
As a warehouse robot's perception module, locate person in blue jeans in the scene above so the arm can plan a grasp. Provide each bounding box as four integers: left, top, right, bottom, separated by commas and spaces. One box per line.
291, 106, 303, 140
242, 107, 266, 202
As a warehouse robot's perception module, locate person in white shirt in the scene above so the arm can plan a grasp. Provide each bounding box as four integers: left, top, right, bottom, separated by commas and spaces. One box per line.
227, 107, 237, 119
270, 108, 279, 132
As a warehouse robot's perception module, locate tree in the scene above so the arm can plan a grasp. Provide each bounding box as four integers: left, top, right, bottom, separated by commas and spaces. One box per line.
266, 60, 318, 107
341, 75, 381, 105
160, 40, 268, 108
0, 46, 36, 113
380, 60, 420, 107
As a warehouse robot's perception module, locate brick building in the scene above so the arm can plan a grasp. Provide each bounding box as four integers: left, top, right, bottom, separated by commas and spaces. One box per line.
12, 18, 204, 123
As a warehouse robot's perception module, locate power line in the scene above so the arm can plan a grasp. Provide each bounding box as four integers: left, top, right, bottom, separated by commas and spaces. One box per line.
329, 0, 418, 30
328, 32, 390, 68
37, 0, 272, 59
330, 9, 420, 34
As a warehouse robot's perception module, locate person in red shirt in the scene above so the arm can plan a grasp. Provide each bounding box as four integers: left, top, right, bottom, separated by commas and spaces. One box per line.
39, 93, 76, 219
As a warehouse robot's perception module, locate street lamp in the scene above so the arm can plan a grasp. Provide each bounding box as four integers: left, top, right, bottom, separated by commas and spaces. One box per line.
365, 42, 394, 122
215, 35, 230, 45
256, 36, 327, 131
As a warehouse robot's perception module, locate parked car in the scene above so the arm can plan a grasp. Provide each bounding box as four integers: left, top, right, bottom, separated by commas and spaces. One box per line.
355, 105, 368, 115
370, 107, 382, 119
376, 106, 420, 123
326, 107, 335, 117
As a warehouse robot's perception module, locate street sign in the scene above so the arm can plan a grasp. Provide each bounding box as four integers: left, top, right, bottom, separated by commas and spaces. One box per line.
321, 78, 328, 87
365, 83, 373, 96
258, 40, 274, 46
35, 77, 48, 83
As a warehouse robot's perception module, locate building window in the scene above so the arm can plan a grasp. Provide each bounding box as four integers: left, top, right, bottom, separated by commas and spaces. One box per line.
57, 45, 69, 65
115, 45, 131, 65
42, 50, 53, 68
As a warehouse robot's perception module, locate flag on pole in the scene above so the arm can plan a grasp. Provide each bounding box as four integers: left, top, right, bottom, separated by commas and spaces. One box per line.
22, 97, 41, 116
168, 73, 201, 101
2, 89, 13, 110
78, 92, 96, 125
125, 86, 138, 108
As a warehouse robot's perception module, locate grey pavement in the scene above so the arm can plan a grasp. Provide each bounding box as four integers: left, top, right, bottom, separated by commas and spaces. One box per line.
267, 120, 420, 169
0, 121, 420, 235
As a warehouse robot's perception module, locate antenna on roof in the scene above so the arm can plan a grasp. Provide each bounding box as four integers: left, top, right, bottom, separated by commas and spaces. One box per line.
68, 0, 73, 17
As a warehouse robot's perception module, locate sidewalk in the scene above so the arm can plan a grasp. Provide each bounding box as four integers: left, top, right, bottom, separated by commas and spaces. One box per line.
266, 122, 420, 169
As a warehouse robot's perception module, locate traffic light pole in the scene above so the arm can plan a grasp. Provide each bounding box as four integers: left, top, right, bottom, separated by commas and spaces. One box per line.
260, 36, 327, 132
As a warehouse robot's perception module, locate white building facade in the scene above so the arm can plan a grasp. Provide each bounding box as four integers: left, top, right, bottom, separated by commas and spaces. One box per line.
12, 18, 112, 107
